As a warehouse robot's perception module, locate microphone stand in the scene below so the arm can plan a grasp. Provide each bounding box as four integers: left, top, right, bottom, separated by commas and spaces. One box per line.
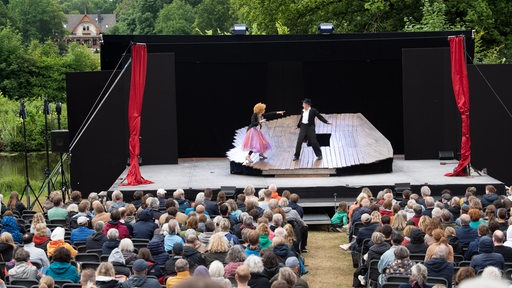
42, 98, 55, 194
56, 102, 70, 203
19, 100, 33, 209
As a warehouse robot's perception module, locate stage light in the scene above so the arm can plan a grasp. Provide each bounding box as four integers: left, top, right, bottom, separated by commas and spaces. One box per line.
318, 23, 334, 34
232, 24, 248, 35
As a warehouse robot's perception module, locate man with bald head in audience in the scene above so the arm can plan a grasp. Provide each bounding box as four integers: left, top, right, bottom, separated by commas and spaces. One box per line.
493, 230, 512, 262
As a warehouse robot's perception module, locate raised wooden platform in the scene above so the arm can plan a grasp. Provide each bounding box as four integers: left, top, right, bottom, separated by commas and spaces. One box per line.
227, 113, 393, 176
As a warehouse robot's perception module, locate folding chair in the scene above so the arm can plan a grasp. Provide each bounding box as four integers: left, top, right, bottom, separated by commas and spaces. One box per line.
54, 280, 73, 288
409, 253, 426, 263
9, 280, 40, 288
426, 276, 448, 286
80, 261, 101, 270
385, 275, 410, 284
75, 253, 100, 263
381, 283, 402, 288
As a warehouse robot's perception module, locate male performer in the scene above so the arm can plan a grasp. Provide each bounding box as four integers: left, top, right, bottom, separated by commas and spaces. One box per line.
293, 98, 331, 161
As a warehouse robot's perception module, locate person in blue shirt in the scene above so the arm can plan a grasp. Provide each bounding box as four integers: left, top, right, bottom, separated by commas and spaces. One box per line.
70, 216, 94, 244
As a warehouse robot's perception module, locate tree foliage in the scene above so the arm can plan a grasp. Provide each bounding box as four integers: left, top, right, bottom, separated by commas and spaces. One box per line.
154, 0, 196, 35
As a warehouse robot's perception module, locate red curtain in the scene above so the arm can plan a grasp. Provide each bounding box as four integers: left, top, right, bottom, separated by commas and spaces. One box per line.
123, 44, 153, 185
445, 36, 471, 176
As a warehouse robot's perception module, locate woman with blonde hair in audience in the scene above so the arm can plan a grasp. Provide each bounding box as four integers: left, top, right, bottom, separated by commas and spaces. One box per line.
444, 226, 461, 254
392, 210, 408, 235
283, 224, 299, 253
30, 213, 51, 237
33, 223, 51, 252
424, 228, 454, 262
38, 276, 55, 288
417, 216, 431, 236
91, 201, 110, 227
95, 262, 119, 288
204, 233, 229, 266
119, 238, 138, 265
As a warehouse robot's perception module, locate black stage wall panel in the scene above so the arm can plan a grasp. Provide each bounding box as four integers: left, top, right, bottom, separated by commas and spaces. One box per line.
66, 70, 129, 194
402, 48, 460, 159
469, 64, 512, 185
66, 53, 177, 193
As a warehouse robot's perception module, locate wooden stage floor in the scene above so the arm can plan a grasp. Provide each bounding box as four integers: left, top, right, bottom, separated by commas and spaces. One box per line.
226, 113, 393, 176
109, 156, 504, 200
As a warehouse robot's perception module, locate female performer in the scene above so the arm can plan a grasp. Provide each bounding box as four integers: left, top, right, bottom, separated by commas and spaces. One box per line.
242, 103, 284, 163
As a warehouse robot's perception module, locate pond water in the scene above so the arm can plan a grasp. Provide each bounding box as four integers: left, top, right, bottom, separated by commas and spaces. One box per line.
0, 152, 67, 182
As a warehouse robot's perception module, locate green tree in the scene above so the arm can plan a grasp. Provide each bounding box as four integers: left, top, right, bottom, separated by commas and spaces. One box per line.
195, 0, 234, 34
0, 26, 36, 101
59, 0, 119, 14
155, 0, 196, 35
404, 0, 453, 32
8, 0, 67, 41
64, 42, 100, 72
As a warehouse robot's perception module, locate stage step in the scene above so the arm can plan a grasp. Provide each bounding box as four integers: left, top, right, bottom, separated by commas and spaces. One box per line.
263, 168, 335, 176
303, 213, 331, 226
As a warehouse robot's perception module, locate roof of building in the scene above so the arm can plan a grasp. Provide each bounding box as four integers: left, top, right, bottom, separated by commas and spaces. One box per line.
65, 14, 116, 33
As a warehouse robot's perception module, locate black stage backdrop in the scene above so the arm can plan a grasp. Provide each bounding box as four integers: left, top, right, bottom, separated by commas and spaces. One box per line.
402, 49, 512, 185
469, 65, 512, 185
100, 31, 474, 158
402, 48, 460, 159
66, 53, 177, 193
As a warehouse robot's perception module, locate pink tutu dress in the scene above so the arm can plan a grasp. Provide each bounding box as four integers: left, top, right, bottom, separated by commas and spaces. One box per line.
242, 127, 271, 154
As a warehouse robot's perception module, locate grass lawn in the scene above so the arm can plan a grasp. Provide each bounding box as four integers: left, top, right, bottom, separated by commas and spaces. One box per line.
301, 226, 355, 288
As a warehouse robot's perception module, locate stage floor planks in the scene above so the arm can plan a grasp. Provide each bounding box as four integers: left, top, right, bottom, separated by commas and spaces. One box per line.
226, 113, 393, 175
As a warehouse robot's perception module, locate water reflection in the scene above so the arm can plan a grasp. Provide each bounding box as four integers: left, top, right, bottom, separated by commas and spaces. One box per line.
0, 152, 68, 182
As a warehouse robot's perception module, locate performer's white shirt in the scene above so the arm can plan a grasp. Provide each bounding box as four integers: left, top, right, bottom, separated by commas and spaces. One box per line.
302, 108, 310, 124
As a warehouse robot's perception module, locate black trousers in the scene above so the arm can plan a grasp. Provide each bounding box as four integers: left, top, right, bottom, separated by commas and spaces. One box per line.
294, 123, 322, 158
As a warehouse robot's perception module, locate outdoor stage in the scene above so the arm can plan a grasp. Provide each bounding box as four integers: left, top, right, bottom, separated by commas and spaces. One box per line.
109, 156, 505, 203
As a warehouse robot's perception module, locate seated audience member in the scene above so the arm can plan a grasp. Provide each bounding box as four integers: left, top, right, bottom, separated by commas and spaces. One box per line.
166, 258, 191, 288
398, 263, 430, 288
331, 201, 349, 231
204, 233, 230, 267
470, 236, 504, 273
203, 188, 220, 216
260, 248, 280, 280
108, 190, 126, 212
46, 227, 78, 258
157, 188, 168, 210
456, 214, 478, 247
103, 208, 130, 240
406, 228, 428, 254
235, 265, 251, 288
122, 259, 161, 288
481, 185, 499, 210
465, 224, 490, 260
245, 230, 261, 257
165, 242, 185, 276
497, 208, 508, 232
224, 244, 247, 278
22, 233, 50, 268
86, 221, 107, 251
95, 262, 119, 288
174, 189, 191, 213
183, 234, 206, 271
33, 223, 51, 252
108, 248, 131, 278
164, 219, 185, 252
45, 247, 80, 283
384, 246, 415, 280
454, 266, 476, 287
147, 227, 170, 265
70, 216, 95, 244
244, 255, 270, 288
8, 248, 40, 281
355, 232, 390, 286
218, 218, 240, 247
80, 268, 96, 288
209, 260, 232, 288
410, 204, 423, 227
132, 209, 158, 240
91, 201, 110, 227
377, 234, 404, 285
424, 228, 454, 262
30, 213, 51, 237
102, 228, 121, 256
279, 197, 308, 252
492, 230, 512, 262
424, 244, 454, 288
444, 226, 461, 255
47, 195, 68, 221
119, 238, 138, 265
1, 214, 22, 244
137, 247, 163, 278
